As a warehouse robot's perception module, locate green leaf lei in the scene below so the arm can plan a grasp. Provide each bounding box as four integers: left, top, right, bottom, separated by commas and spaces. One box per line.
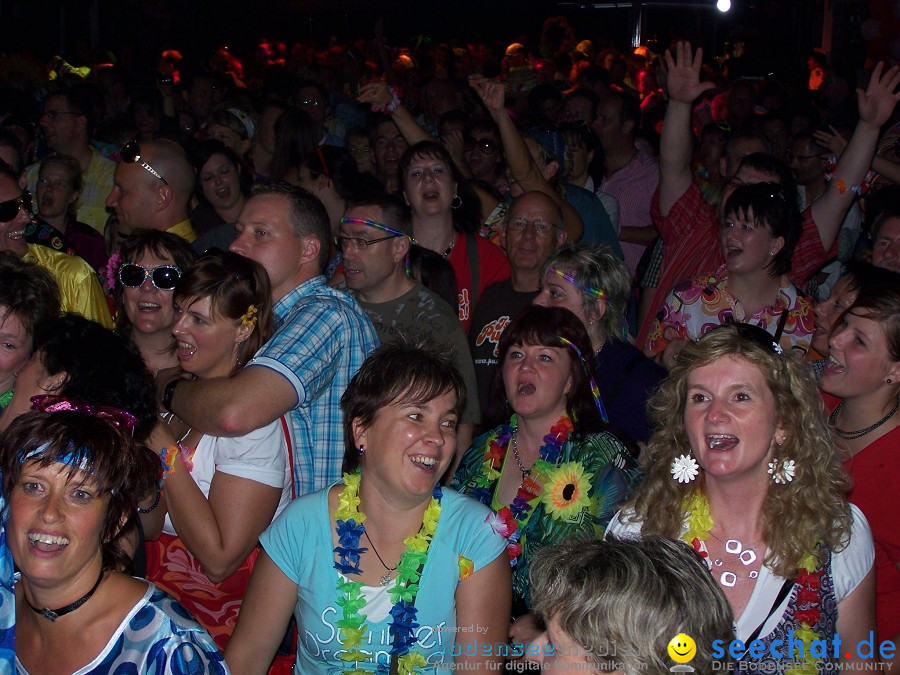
334, 472, 442, 675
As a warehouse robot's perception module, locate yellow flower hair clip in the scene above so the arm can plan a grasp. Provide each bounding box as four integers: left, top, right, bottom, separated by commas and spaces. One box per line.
240, 304, 258, 327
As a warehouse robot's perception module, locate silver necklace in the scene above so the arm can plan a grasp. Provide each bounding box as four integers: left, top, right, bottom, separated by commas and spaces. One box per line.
362, 530, 397, 586
829, 398, 899, 440
511, 430, 529, 480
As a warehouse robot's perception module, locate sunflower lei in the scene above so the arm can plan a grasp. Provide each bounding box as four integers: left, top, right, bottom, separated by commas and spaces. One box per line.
682, 492, 823, 674
334, 472, 441, 675
474, 415, 574, 566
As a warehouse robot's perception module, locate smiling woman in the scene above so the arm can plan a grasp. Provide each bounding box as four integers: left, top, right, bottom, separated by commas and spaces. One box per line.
0, 408, 226, 673
608, 324, 876, 670
644, 183, 813, 367
146, 248, 292, 651
225, 340, 511, 674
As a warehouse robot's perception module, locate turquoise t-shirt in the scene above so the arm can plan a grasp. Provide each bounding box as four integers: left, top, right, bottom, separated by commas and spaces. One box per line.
261, 483, 506, 673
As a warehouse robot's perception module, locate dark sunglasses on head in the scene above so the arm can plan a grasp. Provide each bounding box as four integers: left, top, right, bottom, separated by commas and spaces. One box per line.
0, 191, 32, 222
121, 141, 169, 185
118, 263, 181, 290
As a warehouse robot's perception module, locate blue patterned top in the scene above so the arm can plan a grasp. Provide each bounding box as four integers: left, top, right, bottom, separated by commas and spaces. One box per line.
0, 492, 14, 674
248, 276, 379, 497
15, 583, 228, 674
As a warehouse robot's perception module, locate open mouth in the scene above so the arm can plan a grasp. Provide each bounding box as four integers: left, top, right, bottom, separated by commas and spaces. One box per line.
823, 354, 845, 376
409, 454, 439, 472
517, 382, 536, 395
137, 302, 161, 312
177, 341, 197, 360
706, 434, 738, 451
28, 532, 70, 552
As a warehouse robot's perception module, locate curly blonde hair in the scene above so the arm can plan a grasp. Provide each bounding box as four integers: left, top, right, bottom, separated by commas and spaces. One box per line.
624, 325, 851, 578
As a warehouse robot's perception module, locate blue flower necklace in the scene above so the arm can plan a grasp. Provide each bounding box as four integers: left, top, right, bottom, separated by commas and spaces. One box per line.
333, 472, 442, 675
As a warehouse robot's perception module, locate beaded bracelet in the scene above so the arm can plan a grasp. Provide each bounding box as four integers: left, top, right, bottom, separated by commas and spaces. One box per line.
370, 85, 401, 114
137, 484, 161, 514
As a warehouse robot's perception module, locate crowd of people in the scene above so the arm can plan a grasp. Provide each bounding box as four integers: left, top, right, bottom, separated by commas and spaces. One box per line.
0, 14, 898, 674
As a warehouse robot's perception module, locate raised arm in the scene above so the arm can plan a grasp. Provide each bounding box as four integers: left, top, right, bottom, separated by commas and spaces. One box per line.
225, 551, 298, 675
658, 42, 715, 216
810, 63, 900, 250
161, 365, 297, 437
358, 81, 432, 146
469, 74, 584, 241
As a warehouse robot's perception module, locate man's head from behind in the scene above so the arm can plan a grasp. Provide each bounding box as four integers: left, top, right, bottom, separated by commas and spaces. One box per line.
527, 537, 733, 674
230, 183, 330, 302
106, 139, 195, 231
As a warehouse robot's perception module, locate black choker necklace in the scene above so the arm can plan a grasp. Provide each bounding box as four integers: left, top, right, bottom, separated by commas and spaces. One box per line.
829, 399, 900, 440
25, 569, 105, 622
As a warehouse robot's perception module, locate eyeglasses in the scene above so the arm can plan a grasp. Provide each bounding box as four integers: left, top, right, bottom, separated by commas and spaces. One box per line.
41, 110, 81, 121
121, 141, 169, 185
299, 98, 322, 107
464, 138, 498, 155
118, 263, 182, 290
506, 218, 561, 237
334, 234, 399, 251
0, 191, 32, 222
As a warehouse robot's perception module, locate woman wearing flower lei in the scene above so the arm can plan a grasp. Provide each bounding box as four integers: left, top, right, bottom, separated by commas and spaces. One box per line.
226, 341, 511, 674
453, 305, 640, 649
607, 324, 875, 672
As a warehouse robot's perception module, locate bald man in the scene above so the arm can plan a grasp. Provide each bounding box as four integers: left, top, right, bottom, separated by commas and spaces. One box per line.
106, 139, 197, 244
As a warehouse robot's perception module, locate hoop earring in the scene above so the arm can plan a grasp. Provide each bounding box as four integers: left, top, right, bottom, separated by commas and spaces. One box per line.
451, 194, 462, 210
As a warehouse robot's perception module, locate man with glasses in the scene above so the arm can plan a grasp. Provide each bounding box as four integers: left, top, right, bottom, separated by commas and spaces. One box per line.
469, 191, 566, 424
341, 194, 479, 468
24, 85, 115, 234
106, 139, 198, 245
159, 183, 378, 497
0, 163, 111, 327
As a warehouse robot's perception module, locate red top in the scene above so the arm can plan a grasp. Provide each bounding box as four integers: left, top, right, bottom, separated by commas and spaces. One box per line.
823, 390, 900, 639
446, 232, 510, 333
637, 182, 837, 348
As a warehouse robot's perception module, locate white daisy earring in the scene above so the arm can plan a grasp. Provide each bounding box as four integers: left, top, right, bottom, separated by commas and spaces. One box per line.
671, 454, 700, 484
768, 458, 796, 484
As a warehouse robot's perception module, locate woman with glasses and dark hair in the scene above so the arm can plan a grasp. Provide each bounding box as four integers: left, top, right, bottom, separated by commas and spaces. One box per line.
820, 277, 900, 642
1, 406, 225, 673
113, 230, 197, 376
146, 250, 292, 651
645, 182, 814, 367
453, 305, 639, 650
608, 324, 875, 671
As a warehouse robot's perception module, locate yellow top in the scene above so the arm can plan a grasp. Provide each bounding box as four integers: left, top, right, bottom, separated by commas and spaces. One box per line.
166, 219, 197, 244
24, 244, 113, 328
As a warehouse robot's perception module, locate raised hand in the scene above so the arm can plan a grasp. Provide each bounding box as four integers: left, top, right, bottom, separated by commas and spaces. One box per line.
357, 81, 392, 107
663, 41, 715, 105
857, 62, 900, 129
813, 125, 848, 156
468, 74, 505, 112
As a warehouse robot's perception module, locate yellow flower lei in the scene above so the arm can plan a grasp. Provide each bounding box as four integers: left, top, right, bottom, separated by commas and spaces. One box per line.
681, 491, 823, 673
335, 473, 441, 675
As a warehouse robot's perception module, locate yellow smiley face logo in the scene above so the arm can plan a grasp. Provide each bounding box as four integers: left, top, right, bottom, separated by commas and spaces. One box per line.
667, 633, 697, 664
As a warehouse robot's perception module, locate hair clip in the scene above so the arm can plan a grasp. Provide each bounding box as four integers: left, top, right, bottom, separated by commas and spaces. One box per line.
241, 304, 258, 327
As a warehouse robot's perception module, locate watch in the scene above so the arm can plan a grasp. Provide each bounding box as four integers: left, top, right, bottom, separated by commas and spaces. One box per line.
162, 378, 182, 413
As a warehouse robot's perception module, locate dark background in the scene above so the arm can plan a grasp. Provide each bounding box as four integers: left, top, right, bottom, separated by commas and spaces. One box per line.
0, 0, 894, 79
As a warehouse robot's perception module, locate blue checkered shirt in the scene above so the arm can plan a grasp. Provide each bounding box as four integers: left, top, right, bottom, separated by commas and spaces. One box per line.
248, 276, 379, 496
